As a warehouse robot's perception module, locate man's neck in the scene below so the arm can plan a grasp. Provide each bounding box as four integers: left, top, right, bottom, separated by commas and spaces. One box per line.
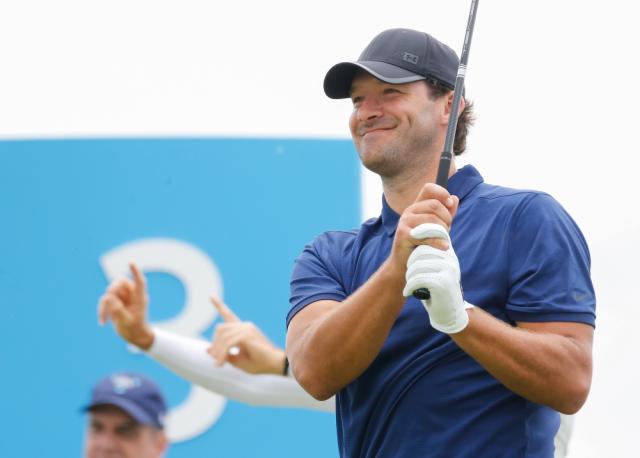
382, 159, 457, 215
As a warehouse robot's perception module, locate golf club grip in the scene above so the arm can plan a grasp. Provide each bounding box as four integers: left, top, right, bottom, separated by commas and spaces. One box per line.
436, 152, 452, 187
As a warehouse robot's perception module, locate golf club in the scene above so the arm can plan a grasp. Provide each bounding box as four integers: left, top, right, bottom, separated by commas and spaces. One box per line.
412, 0, 480, 301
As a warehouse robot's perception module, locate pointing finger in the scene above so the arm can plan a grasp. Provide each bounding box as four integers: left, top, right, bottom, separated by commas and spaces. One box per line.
129, 262, 146, 300
211, 296, 240, 323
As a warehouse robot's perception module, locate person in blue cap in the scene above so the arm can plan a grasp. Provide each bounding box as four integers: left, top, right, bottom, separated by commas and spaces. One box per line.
286, 28, 596, 457
83, 372, 168, 458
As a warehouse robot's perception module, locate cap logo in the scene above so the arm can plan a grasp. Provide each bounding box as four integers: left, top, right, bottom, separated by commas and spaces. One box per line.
110, 374, 141, 394
402, 52, 419, 65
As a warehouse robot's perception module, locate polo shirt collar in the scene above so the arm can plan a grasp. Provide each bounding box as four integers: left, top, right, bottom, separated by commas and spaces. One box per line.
380, 165, 484, 236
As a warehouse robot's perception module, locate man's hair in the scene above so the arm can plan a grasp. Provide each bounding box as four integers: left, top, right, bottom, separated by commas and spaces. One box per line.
425, 79, 475, 155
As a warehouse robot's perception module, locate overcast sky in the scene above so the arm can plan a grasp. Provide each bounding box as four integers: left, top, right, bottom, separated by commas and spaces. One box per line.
1, 1, 638, 456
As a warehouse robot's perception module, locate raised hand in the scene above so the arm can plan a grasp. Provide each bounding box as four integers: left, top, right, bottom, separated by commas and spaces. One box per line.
388, 183, 459, 279
97, 262, 155, 350
207, 296, 286, 375
402, 224, 473, 334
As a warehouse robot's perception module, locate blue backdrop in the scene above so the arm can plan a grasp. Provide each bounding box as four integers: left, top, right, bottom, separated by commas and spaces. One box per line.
0, 138, 360, 457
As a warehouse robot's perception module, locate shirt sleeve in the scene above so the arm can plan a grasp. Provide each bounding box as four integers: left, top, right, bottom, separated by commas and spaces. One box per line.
146, 328, 335, 412
287, 232, 353, 327
506, 193, 596, 326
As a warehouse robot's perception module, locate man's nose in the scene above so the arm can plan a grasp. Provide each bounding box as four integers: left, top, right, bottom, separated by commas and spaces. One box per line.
93, 431, 119, 452
356, 96, 383, 121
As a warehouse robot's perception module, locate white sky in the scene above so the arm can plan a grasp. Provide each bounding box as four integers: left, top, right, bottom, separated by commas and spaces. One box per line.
1, 1, 639, 456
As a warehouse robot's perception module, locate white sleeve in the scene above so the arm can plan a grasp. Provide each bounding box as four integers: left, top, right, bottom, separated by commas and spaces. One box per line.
146, 327, 335, 413
553, 413, 574, 458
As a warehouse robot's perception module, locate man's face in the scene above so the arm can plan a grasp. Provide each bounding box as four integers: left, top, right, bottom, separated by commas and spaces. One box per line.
348, 72, 448, 178
84, 405, 167, 458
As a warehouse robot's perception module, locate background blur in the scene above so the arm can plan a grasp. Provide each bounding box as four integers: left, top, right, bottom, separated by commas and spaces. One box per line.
1, 1, 638, 456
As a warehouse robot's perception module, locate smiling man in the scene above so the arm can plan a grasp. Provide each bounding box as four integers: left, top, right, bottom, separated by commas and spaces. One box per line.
286, 28, 595, 457
83, 373, 168, 458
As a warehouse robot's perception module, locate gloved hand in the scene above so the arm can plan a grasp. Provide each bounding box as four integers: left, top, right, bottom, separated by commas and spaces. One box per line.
402, 223, 473, 334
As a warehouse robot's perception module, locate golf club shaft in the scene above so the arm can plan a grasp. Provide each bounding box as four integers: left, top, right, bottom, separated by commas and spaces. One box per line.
436, 0, 479, 187
413, 0, 479, 301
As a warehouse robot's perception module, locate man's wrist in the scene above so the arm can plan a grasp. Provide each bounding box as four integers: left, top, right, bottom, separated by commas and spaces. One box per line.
131, 325, 155, 351
377, 258, 407, 293
433, 302, 475, 335
265, 348, 287, 375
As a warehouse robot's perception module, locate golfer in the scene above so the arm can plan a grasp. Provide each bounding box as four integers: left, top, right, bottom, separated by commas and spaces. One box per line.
286, 28, 595, 457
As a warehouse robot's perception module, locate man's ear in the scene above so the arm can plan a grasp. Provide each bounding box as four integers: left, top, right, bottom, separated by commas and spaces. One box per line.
443, 91, 465, 124
155, 431, 169, 456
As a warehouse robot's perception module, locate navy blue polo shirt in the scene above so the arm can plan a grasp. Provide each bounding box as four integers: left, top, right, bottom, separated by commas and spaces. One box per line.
287, 165, 595, 458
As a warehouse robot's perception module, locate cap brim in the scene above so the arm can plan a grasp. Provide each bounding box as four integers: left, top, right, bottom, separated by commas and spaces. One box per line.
324, 61, 425, 99
83, 396, 162, 428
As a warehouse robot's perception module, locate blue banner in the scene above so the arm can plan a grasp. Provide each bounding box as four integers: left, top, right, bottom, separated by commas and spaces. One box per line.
0, 138, 360, 457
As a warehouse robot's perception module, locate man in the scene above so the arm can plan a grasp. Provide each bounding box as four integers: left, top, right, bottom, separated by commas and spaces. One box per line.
83, 372, 168, 458
285, 28, 595, 457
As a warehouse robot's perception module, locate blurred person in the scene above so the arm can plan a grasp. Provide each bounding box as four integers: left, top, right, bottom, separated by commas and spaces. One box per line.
83, 372, 168, 458
97, 262, 332, 412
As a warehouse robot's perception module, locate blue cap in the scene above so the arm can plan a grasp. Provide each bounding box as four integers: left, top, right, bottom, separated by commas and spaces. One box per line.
324, 28, 460, 99
83, 373, 167, 429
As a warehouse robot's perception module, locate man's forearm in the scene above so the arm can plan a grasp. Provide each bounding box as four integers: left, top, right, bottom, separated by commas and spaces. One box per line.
287, 260, 406, 400
149, 329, 335, 411
451, 307, 593, 414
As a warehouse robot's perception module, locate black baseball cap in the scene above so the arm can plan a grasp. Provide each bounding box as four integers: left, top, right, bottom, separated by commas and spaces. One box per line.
83, 373, 167, 429
324, 28, 460, 99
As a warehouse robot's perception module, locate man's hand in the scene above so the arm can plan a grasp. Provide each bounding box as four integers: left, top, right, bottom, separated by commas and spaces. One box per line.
97, 262, 155, 350
207, 297, 286, 375
387, 183, 459, 280
402, 223, 473, 334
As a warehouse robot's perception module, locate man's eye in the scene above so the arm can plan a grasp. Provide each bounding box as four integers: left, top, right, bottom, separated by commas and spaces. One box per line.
383, 88, 400, 95
117, 426, 139, 438
351, 96, 362, 106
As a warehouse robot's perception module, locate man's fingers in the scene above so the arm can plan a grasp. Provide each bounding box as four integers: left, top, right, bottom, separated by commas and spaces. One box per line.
414, 183, 451, 206
97, 295, 110, 325
409, 223, 451, 251
211, 296, 240, 322
100, 294, 130, 325
413, 183, 459, 220
205, 345, 221, 364
108, 297, 129, 323
129, 262, 147, 301
449, 195, 459, 216
210, 323, 248, 366
407, 199, 454, 228
208, 343, 230, 366
107, 277, 135, 303
410, 223, 450, 242
418, 238, 450, 251
214, 325, 246, 354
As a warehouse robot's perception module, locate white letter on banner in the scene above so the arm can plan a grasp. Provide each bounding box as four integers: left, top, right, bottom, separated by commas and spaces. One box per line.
100, 238, 226, 443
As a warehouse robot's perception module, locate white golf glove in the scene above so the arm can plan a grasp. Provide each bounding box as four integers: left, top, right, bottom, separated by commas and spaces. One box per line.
402, 223, 474, 334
